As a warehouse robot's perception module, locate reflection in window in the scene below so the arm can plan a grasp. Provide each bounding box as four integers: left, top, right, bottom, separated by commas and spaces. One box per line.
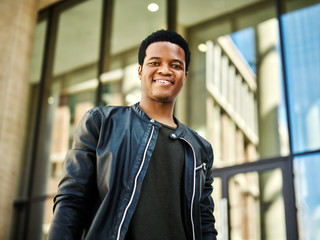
44, 89, 96, 236
230, 28, 256, 73
211, 178, 224, 239
205, 19, 290, 168
229, 172, 260, 240
53, 0, 102, 77
29, 18, 47, 84
229, 169, 286, 240
100, 64, 141, 106
42, 1, 102, 236
282, 3, 320, 153
110, 0, 166, 55
104, 0, 166, 106
294, 153, 320, 239
206, 35, 258, 167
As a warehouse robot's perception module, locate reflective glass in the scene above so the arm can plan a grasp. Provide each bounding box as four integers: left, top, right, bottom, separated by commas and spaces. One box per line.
281, 2, 320, 153
42, 1, 102, 236
110, 0, 166, 55
294, 153, 320, 239
228, 169, 286, 240
43, 88, 96, 237
179, 0, 289, 167
211, 178, 224, 239
53, 0, 102, 78
100, 63, 141, 106
100, 0, 167, 106
29, 17, 47, 84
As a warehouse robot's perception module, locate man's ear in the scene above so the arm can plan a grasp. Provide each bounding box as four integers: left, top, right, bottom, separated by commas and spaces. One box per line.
138, 65, 142, 80
183, 71, 188, 84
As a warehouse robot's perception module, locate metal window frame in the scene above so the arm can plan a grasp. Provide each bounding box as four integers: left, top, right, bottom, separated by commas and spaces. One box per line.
213, 155, 298, 240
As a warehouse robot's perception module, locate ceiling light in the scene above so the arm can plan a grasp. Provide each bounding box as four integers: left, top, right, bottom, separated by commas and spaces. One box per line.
47, 96, 54, 104
198, 43, 208, 52
148, 3, 159, 12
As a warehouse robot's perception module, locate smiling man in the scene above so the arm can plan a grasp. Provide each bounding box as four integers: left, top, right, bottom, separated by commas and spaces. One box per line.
48, 30, 217, 240
138, 40, 187, 128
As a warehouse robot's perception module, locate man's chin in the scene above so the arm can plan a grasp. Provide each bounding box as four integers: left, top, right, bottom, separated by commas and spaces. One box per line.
152, 96, 175, 104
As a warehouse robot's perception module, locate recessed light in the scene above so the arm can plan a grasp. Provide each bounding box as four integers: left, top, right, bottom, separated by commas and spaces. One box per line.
48, 96, 55, 104
148, 3, 159, 12
198, 43, 208, 52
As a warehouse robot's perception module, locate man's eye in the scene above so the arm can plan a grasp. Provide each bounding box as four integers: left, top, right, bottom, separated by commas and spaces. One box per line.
172, 64, 182, 69
150, 62, 160, 66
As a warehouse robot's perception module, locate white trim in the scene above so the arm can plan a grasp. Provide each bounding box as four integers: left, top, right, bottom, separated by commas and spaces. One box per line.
116, 126, 155, 240
181, 138, 197, 240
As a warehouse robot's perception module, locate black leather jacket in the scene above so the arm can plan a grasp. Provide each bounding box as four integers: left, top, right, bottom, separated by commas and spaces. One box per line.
48, 103, 217, 240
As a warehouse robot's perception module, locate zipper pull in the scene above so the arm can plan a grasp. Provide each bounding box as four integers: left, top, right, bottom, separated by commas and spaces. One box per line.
202, 162, 207, 171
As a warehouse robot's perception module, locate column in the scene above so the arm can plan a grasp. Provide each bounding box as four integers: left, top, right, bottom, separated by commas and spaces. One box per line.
256, 18, 286, 240
0, 0, 39, 239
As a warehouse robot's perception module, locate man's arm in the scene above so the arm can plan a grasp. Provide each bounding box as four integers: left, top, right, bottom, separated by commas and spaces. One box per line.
200, 145, 218, 240
47, 110, 100, 240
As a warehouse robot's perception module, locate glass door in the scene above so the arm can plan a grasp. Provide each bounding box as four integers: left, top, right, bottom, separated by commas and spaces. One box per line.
212, 157, 297, 240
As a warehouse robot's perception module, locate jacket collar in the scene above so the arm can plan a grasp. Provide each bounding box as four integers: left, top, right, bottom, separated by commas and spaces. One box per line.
131, 102, 187, 138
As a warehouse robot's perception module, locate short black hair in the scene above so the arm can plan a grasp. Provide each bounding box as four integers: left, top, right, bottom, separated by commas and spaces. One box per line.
138, 29, 191, 71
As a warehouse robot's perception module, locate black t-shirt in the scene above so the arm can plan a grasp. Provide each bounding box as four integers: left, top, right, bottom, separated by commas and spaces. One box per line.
125, 124, 186, 240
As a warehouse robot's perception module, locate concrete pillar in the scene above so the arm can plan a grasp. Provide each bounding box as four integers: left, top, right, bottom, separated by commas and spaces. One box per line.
256, 18, 286, 240
257, 18, 281, 157
0, 0, 39, 239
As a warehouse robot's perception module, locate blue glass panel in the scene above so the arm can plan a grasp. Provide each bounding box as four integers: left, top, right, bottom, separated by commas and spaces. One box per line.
294, 153, 320, 239
281, 4, 320, 153
230, 28, 256, 73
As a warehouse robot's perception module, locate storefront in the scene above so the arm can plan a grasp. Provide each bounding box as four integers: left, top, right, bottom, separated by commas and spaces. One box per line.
10, 0, 320, 239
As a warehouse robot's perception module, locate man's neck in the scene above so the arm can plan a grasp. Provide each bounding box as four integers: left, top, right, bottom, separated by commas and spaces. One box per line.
139, 100, 177, 128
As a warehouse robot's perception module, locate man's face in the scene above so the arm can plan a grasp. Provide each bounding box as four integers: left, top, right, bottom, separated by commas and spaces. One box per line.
138, 41, 187, 104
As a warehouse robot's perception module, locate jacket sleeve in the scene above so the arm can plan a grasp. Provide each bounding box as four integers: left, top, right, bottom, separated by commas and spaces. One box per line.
47, 109, 100, 240
200, 145, 218, 240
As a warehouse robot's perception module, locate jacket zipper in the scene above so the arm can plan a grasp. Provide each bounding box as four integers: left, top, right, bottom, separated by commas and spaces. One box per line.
180, 137, 196, 240
116, 126, 155, 240
195, 162, 206, 171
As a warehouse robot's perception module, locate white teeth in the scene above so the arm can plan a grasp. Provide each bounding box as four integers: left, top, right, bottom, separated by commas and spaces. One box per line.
157, 80, 170, 83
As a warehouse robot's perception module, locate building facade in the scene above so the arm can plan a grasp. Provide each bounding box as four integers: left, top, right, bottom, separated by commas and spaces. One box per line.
1, 0, 320, 239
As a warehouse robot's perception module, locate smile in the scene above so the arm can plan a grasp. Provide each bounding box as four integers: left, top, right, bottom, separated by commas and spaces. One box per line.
153, 79, 173, 85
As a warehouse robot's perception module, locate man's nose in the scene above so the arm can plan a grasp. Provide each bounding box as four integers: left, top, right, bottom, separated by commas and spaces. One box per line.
158, 64, 172, 75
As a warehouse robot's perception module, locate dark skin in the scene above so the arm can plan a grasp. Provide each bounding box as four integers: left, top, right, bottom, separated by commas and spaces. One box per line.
138, 41, 188, 128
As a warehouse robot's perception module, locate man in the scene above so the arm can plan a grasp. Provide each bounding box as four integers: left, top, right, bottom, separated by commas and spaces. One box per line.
48, 29, 217, 240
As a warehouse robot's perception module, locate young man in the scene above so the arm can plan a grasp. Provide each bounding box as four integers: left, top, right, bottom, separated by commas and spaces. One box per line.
48, 29, 217, 240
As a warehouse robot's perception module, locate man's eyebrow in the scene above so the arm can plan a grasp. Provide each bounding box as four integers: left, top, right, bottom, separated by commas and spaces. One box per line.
172, 59, 184, 65
147, 57, 161, 61
147, 57, 184, 66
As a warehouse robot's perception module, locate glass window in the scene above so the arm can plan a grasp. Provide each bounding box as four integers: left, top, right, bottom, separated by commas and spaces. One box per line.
42, 0, 102, 236
281, 2, 320, 153
110, 0, 166, 55
294, 153, 320, 239
100, 0, 167, 106
53, 0, 102, 78
29, 17, 47, 84
212, 178, 224, 239
178, 0, 289, 167
229, 169, 286, 240
23, 15, 48, 239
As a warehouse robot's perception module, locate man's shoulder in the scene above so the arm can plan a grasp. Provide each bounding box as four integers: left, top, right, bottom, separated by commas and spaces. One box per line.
84, 105, 132, 126
89, 105, 131, 117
